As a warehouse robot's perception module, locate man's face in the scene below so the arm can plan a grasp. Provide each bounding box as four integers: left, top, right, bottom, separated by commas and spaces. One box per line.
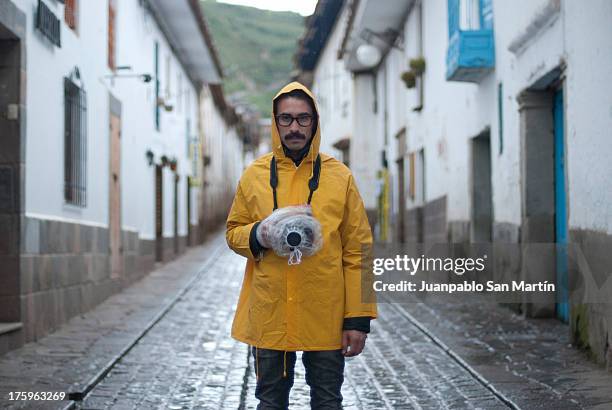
276, 97, 314, 152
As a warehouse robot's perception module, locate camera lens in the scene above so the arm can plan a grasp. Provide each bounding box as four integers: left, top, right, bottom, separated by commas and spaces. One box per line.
286, 231, 302, 247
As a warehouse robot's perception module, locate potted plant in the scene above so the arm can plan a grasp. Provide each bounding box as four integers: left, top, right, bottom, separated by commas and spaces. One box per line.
401, 71, 417, 88
409, 57, 426, 76
160, 155, 169, 167
169, 158, 178, 171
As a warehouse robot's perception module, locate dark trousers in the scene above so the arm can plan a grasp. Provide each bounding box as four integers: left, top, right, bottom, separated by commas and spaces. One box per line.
251, 346, 345, 410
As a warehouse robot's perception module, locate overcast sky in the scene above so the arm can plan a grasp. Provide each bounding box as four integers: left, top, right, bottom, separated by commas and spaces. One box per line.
217, 0, 318, 16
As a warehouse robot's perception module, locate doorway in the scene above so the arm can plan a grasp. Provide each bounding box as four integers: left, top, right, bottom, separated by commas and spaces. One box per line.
173, 173, 179, 255
553, 88, 568, 322
0, 16, 23, 326
519, 72, 567, 320
186, 176, 192, 246
155, 164, 163, 262
470, 130, 493, 243
395, 129, 407, 243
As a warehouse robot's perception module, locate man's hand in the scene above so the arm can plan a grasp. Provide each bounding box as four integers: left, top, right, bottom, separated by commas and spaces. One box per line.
341, 330, 367, 357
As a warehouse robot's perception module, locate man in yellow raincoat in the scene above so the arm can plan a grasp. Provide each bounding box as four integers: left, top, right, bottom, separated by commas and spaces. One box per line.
226, 82, 377, 409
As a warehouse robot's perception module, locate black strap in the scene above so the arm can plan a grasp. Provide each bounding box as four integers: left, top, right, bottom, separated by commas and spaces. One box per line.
307, 155, 321, 204
270, 156, 278, 210
270, 154, 321, 211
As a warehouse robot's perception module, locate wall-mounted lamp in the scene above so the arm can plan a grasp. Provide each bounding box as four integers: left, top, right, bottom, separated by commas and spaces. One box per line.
356, 43, 382, 68
104, 73, 153, 83
355, 28, 404, 69
145, 149, 155, 166
104, 66, 153, 84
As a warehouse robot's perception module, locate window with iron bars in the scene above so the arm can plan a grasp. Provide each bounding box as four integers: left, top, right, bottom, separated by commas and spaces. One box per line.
64, 77, 87, 206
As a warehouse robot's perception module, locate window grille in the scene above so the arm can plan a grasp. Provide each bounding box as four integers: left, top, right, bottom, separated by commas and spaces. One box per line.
36, 0, 61, 47
64, 77, 88, 206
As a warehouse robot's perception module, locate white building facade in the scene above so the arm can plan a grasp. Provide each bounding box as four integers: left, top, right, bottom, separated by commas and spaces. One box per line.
198, 84, 247, 236
303, 0, 612, 367
310, 4, 354, 166
0, 0, 233, 354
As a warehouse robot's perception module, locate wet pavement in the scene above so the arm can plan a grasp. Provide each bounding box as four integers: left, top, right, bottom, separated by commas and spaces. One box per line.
80, 248, 506, 410
1, 233, 612, 409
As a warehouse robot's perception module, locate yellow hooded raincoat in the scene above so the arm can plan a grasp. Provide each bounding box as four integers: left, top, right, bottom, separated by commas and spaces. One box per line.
226, 82, 377, 351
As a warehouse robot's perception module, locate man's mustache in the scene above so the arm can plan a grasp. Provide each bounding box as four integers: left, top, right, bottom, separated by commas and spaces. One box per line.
285, 132, 306, 140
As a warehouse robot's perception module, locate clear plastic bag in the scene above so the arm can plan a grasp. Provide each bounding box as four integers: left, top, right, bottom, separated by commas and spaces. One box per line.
260, 205, 323, 265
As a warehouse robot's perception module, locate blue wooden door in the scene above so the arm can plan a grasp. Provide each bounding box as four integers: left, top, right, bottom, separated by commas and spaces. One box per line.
554, 89, 569, 322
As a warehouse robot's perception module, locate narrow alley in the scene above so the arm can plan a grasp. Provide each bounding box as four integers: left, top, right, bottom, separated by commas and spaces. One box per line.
2, 0, 612, 409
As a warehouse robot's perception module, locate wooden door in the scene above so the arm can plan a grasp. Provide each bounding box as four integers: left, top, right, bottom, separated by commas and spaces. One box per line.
186, 176, 192, 246
109, 99, 122, 278
155, 165, 163, 262
173, 173, 178, 254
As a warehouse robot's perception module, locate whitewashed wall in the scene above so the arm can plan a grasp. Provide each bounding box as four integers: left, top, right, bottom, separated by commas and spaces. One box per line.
311, 5, 354, 159
351, 73, 381, 210
490, 0, 562, 227
341, 0, 612, 238
199, 86, 244, 223
398, 0, 495, 225
112, 0, 199, 240
563, 0, 612, 232
19, 0, 110, 228
386, 0, 612, 234
16, 0, 199, 240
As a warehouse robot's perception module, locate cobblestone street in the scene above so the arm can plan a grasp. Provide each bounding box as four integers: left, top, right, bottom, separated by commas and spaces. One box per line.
2, 236, 612, 409
81, 248, 506, 410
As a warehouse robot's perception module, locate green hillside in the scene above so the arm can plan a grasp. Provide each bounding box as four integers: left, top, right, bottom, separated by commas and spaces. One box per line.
199, 0, 306, 117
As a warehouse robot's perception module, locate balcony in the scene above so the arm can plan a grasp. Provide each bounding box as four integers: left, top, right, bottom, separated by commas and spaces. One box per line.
446, 29, 494, 83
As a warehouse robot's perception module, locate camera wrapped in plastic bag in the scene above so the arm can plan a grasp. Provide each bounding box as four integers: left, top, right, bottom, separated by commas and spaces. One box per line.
260, 205, 323, 265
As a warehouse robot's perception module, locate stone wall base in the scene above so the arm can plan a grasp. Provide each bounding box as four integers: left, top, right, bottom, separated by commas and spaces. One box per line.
0, 216, 191, 356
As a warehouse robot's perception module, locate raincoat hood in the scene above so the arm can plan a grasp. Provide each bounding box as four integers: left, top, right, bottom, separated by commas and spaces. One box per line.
271, 82, 321, 166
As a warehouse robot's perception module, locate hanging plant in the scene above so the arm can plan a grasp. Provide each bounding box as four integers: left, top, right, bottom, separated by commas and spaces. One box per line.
169, 158, 178, 171
160, 155, 169, 167
401, 71, 417, 89
409, 57, 426, 76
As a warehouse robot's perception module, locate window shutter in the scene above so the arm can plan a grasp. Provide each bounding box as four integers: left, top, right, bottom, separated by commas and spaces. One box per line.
64, 0, 76, 30
480, 0, 493, 30
447, 0, 460, 38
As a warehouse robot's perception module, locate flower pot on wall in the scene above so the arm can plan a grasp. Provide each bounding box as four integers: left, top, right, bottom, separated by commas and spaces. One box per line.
409, 57, 426, 76
401, 71, 417, 88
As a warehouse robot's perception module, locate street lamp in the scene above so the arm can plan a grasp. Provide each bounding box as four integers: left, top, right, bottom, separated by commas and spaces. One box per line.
356, 43, 382, 69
